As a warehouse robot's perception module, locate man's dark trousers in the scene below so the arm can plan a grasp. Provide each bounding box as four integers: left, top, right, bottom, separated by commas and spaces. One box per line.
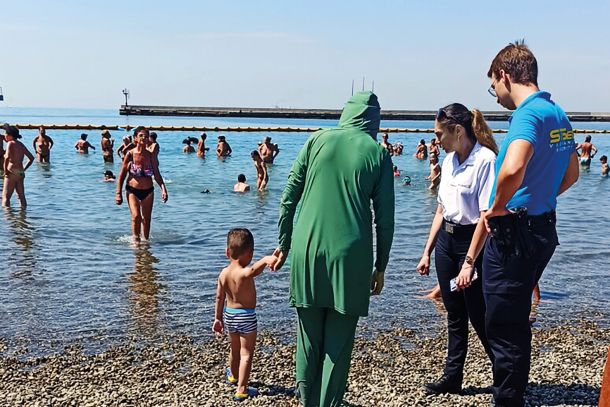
482, 213, 558, 406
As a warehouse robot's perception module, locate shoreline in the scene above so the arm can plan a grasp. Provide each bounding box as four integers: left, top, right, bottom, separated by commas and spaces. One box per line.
1, 319, 607, 406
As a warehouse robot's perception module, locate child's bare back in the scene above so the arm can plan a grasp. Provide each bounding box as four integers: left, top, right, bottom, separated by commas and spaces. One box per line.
212, 228, 277, 401
218, 263, 259, 310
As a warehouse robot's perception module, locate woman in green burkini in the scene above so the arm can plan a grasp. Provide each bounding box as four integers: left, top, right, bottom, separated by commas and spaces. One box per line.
272, 91, 395, 407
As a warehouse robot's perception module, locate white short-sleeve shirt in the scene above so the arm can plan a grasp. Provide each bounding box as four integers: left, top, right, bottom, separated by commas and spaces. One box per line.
437, 143, 497, 225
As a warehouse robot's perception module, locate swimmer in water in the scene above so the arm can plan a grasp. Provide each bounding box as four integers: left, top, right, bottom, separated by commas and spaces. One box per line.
429, 138, 440, 157
217, 135, 233, 157
234, 174, 251, 192
101, 130, 114, 163
75, 133, 95, 154
104, 170, 116, 182
197, 133, 210, 158
258, 136, 280, 164
393, 165, 401, 177
601, 155, 609, 177
415, 139, 428, 160
251, 150, 268, 191
148, 132, 160, 157
117, 136, 134, 159
576, 135, 598, 168
426, 153, 441, 190
183, 138, 195, 153
2, 126, 34, 208
32, 126, 54, 163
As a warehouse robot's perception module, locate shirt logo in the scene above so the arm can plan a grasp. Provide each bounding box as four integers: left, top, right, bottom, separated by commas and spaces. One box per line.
549, 128, 574, 152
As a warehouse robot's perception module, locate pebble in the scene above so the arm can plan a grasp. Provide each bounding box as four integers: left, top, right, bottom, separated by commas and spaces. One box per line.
0, 320, 607, 406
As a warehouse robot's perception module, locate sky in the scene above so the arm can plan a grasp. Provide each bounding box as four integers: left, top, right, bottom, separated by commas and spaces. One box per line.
0, 0, 609, 111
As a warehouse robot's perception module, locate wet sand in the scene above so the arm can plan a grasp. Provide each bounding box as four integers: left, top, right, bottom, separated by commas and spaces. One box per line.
0, 319, 607, 406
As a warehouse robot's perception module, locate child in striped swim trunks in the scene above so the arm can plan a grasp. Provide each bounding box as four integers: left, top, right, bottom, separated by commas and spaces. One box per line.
212, 228, 277, 402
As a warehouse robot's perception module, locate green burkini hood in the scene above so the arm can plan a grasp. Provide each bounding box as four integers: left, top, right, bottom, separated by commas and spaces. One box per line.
338, 91, 381, 139
278, 91, 395, 317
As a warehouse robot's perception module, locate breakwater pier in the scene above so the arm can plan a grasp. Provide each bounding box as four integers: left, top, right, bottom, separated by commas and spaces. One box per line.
119, 105, 610, 122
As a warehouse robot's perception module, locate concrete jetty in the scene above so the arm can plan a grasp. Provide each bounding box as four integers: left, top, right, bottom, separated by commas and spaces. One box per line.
119, 105, 610, 122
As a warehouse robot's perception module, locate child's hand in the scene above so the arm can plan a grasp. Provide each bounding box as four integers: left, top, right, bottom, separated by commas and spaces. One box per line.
212, 319, 224, 335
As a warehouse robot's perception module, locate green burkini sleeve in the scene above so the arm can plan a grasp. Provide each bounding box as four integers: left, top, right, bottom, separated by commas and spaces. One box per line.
372, 151, 395, 273
278, 135, 313, 253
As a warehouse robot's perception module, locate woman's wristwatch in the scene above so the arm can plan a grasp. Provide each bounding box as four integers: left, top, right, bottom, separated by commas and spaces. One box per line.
465, 255, 474, 266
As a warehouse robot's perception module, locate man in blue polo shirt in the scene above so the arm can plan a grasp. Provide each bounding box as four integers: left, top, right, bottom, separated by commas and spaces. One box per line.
482, 41, 579, 407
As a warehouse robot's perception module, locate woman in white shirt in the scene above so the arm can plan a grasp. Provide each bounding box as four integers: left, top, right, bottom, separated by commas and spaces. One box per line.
416, 103, 498, 395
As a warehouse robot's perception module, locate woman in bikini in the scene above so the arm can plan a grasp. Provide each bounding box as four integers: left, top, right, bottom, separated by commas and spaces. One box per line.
3, 126, 34, 208
414, 139, 428, 159
116, 127, 168, 241
32, 126, 54, 163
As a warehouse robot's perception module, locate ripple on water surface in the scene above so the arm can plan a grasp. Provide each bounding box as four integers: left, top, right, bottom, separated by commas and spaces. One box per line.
0, 117, 609, 355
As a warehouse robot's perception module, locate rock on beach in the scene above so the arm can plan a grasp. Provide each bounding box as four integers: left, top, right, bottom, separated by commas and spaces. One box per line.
0, 320, 607, 406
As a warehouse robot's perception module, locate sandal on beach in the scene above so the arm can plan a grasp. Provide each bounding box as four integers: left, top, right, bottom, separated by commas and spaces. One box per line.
233, 386, 258, 401
225, 367, 238, 386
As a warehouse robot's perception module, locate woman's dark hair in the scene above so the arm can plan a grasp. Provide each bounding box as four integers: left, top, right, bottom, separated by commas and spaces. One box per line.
80, 133, 88, 140
419, 139, 426, 145
251, 150, 260, 158
238, 174, 246, 182
436, 103, 498, 154
150, 132, 157, 141
585, 135, 592, 142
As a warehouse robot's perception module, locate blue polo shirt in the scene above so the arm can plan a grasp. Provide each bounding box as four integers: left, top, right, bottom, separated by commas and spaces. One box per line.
489, 91, 575, 215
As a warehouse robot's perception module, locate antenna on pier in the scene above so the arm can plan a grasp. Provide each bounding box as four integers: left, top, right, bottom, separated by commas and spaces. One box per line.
122, 88, 130, 106
0, 86, 4, 101
372, 80, 375, 93
351, 79, 354, 96
362, 77, 365, 91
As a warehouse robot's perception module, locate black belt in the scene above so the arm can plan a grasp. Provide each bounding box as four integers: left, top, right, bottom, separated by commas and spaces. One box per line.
442, 219, 477, 236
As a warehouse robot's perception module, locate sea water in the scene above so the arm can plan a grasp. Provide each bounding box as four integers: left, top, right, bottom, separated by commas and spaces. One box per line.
0, 108, 609, 355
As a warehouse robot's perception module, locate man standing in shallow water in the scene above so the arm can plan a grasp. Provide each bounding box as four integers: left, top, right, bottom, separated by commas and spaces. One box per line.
483, 41, 579, 407
258, 136, 279, 164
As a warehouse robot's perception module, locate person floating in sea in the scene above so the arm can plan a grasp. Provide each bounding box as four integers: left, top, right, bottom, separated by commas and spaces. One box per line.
2, 126, 34, 208
250, 150, 268, 191
575, 135, 598, 169
217, 135, 232, 157
104, 170, 116, 182
234, 174, 250, 192
197, 133, 210, 158
258, 136, 280, 164
182, 138, 195, 153
393, 165, 401, 177
212, 228, 277, 402
115, 127, 168, 242
32, 126, 54, 163
75, 133, 95, 154
101, 130, 114, 163
426, 153, 441, 190
148, 132, 159, 157
601, 155, 609, 177
415, 139, 428, 159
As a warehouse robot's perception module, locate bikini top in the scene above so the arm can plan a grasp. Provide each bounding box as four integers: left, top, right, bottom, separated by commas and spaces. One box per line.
129, 155, 154, 178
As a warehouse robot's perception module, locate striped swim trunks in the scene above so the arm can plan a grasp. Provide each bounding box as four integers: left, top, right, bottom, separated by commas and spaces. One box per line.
223, 307, 257, 335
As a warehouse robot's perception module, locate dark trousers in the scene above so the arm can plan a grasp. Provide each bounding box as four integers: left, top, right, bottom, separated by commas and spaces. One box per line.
435, 224, 494, 380
483, 213, 558, 406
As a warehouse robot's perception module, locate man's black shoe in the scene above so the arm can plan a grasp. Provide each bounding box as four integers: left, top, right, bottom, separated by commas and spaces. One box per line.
424, 375, 462, 395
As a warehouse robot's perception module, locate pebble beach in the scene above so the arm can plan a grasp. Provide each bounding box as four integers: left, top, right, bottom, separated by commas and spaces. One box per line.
1, 318, 607, 406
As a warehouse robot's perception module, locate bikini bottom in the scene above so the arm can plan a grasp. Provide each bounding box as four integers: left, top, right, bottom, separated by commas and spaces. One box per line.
126, 185, 154, 201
